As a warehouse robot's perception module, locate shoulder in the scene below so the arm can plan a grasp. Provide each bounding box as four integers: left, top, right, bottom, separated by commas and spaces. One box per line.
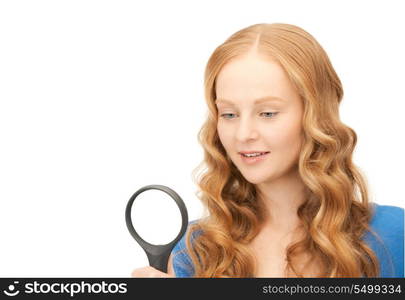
171, 219, 203, 277
369, 203, 404, 231
364, 202, 404, 277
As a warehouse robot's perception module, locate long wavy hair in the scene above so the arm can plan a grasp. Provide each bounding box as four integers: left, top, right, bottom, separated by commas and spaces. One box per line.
184, 23, 381, 277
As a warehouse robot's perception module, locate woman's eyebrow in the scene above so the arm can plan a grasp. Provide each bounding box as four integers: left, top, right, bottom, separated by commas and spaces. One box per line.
215, 96, 286, 105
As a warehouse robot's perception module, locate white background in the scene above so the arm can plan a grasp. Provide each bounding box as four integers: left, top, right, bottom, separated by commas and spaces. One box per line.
0, 0, 403, 277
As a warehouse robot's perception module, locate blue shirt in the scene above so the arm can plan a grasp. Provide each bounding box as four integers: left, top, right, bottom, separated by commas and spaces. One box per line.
171, 203, 404, 277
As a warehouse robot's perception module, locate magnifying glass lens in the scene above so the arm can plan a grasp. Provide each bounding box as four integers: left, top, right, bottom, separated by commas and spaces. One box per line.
130, 189, 183, 245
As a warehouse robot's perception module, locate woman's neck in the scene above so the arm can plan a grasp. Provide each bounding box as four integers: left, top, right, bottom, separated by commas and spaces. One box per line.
256, 168, 307, 232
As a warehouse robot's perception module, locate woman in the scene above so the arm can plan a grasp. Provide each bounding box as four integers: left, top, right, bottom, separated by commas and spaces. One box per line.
132, 23, 404, 278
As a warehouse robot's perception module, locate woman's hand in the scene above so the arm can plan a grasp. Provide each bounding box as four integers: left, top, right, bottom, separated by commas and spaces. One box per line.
131, 266, 174, 278
131, 253, 175, 277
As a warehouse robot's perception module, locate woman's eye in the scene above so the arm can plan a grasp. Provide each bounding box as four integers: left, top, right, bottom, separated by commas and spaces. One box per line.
260, 112, 278, 118
220, 113, 236, 119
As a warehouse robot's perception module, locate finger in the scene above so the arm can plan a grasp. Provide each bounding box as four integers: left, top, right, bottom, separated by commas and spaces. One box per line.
132, 266, 171, 278
131, 266, 149, 277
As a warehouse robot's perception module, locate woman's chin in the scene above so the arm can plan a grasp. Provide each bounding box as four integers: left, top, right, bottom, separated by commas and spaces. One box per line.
242, 174, 273, 185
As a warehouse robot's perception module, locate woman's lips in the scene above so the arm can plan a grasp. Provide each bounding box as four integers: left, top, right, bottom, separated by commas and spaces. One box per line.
239, 152, 270, 164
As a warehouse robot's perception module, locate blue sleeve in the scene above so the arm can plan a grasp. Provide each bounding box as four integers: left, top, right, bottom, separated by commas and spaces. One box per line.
170, 220, 201, 277
364, 203, 404, 277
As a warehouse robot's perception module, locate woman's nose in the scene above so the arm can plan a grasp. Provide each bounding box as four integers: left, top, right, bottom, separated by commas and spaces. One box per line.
235, 118, 259, 142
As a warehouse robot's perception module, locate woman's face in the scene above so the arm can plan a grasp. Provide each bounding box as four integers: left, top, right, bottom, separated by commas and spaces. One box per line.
215, 52, 304, 184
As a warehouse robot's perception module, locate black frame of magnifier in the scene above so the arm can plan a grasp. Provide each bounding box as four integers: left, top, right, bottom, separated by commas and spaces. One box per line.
125, 184, 189, 273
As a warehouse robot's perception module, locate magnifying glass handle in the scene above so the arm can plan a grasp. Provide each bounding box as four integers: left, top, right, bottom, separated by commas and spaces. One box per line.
146, 251, 171, 273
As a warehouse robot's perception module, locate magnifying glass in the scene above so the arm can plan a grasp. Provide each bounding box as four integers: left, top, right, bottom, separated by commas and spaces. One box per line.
125, 184, 188, 273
